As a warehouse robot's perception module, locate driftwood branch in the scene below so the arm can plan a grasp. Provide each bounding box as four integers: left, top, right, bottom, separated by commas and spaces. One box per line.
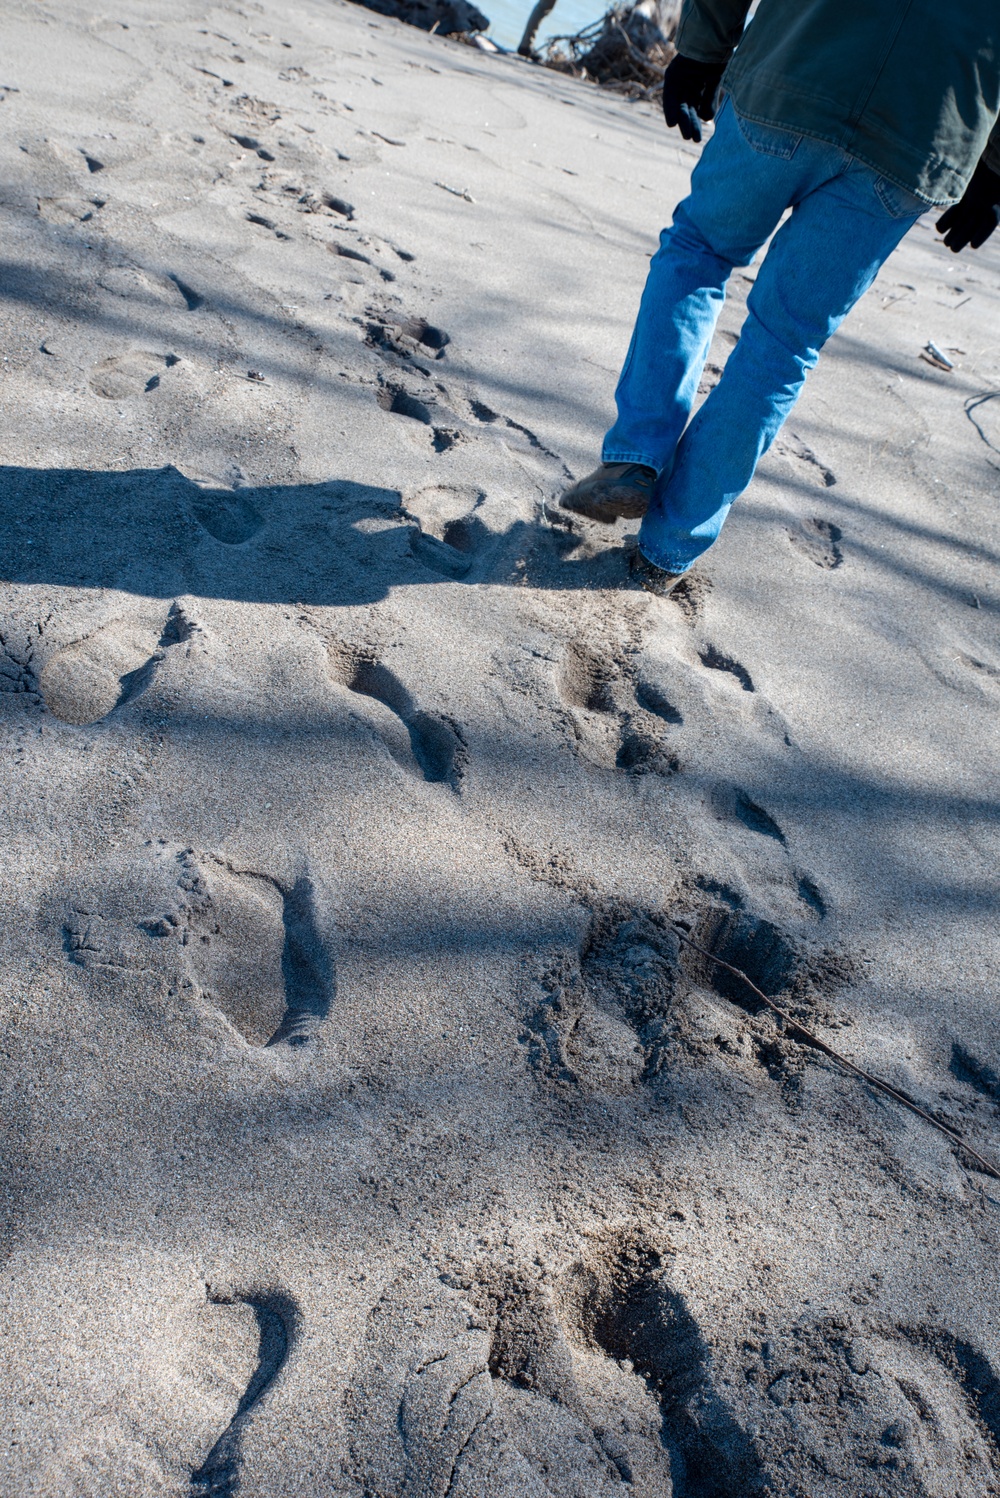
674, 928, 1000, 1184
536, 1, 675, 93
518, 0, 558, 55
614, 19, 666, 77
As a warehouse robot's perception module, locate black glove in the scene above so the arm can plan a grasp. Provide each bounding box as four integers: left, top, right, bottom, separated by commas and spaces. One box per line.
936, 161, 1000, 252
661, 54, 727, 143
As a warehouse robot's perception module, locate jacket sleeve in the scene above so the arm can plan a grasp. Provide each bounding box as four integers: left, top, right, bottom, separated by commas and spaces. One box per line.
674, 0, 756, 64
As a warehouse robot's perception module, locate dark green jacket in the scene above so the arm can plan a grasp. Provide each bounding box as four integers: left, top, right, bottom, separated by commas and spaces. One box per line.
676, 0, 1000, 204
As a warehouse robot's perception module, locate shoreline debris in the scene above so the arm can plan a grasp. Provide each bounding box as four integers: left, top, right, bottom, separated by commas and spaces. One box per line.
348, 0, 489, 38
531, 0, 679, 96
922, 340, 955, 371
346, 0, 680, 101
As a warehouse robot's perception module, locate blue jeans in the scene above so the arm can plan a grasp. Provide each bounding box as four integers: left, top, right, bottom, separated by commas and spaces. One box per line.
602, 97, 925, 573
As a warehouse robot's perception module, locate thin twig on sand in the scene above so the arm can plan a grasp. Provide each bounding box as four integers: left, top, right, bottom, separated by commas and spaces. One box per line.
674, 928, 1000, 1184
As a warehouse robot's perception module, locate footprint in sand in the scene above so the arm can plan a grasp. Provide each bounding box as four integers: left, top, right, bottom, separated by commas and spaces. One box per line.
955, 648, 1000, 695
634, 678, 683, 725
246, 211, 291, 241
346, 1234, 757, 1498
712, 784, 787, 844
554, 644, 681, 775
787, 516, 843, 569
98, 264, 203, 311
556, 1232, 764, 1494
188, 484, 265, 545
329, 240, 376, 270
191, 1288, 297, 1498
325, 225, 412, 272
773, 431, 837, 487
231, 131, 276, 160
377, 381, 434, 425
367, 310, 449, 362
375, 379, 463, 453
950, 1042, 1000, 1107
920, 639, 1000, 702
376, 379, 567, 474
88, 350, 182, 399
526, 903, 678, 1092
707, 791, 831, 923
699, 644, 754, 692
20, 135, 103, 177
680, 897, 802, 1007
148, 852, 336, 1049
615, 676, 684, 775
37, 194, 105, 225
468, 398, 569, 475
347, 1262, 672, 1498
614, 718, 680, 775
748, 1321, 1000, 1493
558, 641, 618, 715
796, 873, 827, 918
555, 640, 626, 769
60, 846, 334, 1048
327, 645, 466, 787
667, 571, 712, 623
404, 484, 489, 579
168, 274, 203, 310
38, 603, 191, 725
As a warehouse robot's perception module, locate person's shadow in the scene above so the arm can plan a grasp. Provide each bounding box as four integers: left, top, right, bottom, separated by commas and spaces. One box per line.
0, 463, 630, 605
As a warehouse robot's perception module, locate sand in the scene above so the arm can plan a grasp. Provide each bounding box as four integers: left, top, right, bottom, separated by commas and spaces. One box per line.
1, 1, 999, 1493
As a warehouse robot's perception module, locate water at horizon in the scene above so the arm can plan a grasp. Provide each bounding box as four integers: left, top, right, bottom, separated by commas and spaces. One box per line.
484, 0, 606, 52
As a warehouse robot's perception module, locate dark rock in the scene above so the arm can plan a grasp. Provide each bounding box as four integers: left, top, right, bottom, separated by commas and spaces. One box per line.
348, 0, 489, 35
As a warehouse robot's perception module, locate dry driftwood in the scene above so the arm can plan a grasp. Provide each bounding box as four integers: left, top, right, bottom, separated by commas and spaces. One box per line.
518, 0, 558, 56
536, 0, 680, 95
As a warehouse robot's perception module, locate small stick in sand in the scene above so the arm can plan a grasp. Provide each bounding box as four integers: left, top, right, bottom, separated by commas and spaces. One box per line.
435, 181, 475, 203
673, 927, 1000, 1184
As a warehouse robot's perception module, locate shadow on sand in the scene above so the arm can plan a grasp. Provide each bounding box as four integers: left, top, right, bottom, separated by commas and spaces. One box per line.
0, 462, 637, 606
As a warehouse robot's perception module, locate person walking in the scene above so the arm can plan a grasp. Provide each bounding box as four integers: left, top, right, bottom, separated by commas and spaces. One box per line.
561, 0, 1000, 594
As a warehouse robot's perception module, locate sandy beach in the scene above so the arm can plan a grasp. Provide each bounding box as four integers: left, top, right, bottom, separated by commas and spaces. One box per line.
1, 1, 1000, 1493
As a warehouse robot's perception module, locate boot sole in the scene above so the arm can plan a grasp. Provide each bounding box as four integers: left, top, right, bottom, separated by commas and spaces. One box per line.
559, 493, 650, 524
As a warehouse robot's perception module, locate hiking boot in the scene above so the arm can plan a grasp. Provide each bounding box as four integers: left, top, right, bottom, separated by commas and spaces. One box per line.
629, 547, 684, 597
559, 462, 656, 524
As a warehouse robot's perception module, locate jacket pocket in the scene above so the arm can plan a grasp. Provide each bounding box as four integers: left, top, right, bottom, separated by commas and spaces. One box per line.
873, 175, 925, 219
733, 108, 802, 160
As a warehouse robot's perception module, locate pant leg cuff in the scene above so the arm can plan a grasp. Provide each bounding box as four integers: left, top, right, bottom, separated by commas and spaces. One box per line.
601, 449, 660, 470
636, 539, 694, 574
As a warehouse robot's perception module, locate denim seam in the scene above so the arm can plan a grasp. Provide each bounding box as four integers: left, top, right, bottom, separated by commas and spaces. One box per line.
614, 333, 639, 396
733, 109, 802, 160
726, 103, 944, 205
601, 450, 660, 470
872, 176, 925, 219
